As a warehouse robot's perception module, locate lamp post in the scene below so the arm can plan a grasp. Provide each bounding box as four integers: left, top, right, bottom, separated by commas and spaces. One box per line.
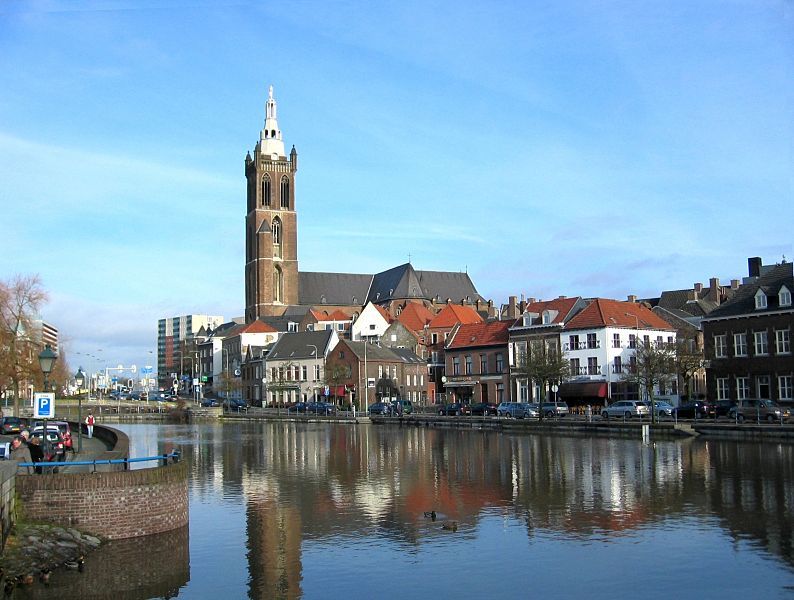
307, 344, 318, 404
74, 368, 85, 453
38, 344, 58, 460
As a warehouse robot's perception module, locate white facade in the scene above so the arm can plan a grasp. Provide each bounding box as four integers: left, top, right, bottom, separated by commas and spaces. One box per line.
350, 302, 390, 341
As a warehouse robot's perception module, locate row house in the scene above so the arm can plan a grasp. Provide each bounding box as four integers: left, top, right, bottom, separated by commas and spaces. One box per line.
303, 308, 353, 338
259, 329, 339, 406
326, 339, 426, 410
444, 320, 511, 405
508, 297, 587, 403
703, 260, 793, 405
424, 304, 483, 403
221, 320, 280, 400
560, 298, 678, 406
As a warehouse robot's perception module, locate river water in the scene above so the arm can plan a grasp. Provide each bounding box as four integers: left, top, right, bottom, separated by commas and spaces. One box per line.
49, 422, 794, 599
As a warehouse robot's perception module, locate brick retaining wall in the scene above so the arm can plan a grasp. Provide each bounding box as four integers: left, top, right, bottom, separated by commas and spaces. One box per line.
16, 460, 189, 540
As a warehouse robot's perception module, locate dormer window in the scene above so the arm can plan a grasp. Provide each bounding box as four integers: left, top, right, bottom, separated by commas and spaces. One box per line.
523, 314, 532, 327
755, 289, 768, 310
780, 286, 792, 307
542, 310, 552, 325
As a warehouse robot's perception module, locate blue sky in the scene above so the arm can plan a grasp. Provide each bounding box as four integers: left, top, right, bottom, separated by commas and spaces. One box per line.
1, 0, 792, 373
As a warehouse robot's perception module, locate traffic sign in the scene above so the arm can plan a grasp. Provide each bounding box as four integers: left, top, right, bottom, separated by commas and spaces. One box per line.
33, 393, 55, 418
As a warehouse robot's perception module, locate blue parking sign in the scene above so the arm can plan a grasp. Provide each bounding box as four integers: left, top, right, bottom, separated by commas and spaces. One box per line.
33, 393, 55, 418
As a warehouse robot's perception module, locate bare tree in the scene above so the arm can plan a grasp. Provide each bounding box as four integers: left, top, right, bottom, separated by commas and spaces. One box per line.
672, 333, 704, 402
0, 275, 48, 416
623, 339, 676, 424
513, 339, 570, 421
323, 361, 349, 406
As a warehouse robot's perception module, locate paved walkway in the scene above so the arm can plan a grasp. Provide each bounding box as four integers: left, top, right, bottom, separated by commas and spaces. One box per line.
1, 431, 110, 473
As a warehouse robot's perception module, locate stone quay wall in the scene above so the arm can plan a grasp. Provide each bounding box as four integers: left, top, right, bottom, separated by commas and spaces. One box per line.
16, 460, 188, 540
0, 462, 16, 550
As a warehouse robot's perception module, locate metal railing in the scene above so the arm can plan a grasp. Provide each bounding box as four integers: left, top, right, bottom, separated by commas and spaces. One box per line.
16, 450, 181, 473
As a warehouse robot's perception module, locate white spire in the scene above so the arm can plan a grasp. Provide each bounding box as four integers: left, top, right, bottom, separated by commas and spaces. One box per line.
259, 85, 285, 157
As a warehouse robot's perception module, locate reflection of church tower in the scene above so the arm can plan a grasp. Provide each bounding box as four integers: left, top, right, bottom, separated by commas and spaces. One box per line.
245, 86, 299, 321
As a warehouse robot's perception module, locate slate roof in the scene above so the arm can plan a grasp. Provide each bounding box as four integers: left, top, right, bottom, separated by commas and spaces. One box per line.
259, 314, 304, 333
704, 262, 793, 320
298, 263, 482, 307
266, 330, 335, 361
447, 320, 511, 349
656, 288, 720, 317
343, 341, 417, 363
565, 299, 674, 331
390, 347, 425, 364
299, 272, 372, 306
428, 304, 483, 328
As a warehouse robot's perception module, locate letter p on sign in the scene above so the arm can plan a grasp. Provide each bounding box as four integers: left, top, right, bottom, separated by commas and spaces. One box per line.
33, 393, 56, 418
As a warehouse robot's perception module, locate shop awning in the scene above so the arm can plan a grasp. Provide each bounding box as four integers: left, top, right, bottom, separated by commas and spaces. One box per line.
445, 381, 477, 387
559, 381, 608, 399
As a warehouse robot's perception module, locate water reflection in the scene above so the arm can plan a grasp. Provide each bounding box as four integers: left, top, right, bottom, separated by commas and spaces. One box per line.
116, 423, 794, 599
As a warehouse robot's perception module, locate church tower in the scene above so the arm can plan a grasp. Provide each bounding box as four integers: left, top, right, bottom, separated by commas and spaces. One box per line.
244, 86, 299, 321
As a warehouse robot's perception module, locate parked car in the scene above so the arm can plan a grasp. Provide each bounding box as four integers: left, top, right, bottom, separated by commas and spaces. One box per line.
644, 400, 675, 417
223, 398, 247, 411
601, 400, 649, 419
0, 417, 23, 435
201, 398, 220, 407
369, 402, 393, 415
307, 401, 337, 415
729, 399, 791, 423
497, 402, 537, 418
390, 399, 413, 415
469, 402, 498, 416
31, 426, 66, 462
287, 402, 310, 413
540, 402, 570, 418
714, 399, 738, 417
437, 403, 468, 416
673, 401, 713, 419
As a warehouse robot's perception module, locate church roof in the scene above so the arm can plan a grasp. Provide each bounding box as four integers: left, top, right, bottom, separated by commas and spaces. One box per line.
299, 272, 372, 306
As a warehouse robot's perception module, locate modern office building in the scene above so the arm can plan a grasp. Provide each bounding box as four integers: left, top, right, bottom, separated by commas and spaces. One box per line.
157, 314, 224, 390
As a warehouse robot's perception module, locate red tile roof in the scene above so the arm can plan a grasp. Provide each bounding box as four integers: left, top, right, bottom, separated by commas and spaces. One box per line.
428, 304, 483, 328
565, 299, 673, 331
447, 320, 511, 349
511, 297, 580, 326
374, 304, 394, 323
311, 309, 351, 322
398, 303, 434, 332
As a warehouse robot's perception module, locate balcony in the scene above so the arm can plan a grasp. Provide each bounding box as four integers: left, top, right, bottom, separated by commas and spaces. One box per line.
565, 340, 600, 351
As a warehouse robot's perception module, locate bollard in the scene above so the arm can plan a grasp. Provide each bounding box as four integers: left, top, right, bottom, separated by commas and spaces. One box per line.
162, 453, 168, 467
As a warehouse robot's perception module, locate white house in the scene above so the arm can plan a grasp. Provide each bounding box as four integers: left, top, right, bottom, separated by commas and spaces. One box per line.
350, 301, 391, 341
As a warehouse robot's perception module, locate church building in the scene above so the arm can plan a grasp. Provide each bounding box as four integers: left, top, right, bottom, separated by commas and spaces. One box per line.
244, 87, 488, 325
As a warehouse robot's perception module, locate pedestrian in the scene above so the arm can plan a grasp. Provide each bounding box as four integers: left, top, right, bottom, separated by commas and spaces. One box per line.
9, 435, 32, 473
85, 411, 95, 439
28, 437, 44, 475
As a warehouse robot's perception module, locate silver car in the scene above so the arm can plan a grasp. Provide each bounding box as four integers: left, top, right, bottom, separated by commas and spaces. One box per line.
497, 402, 538, 418
601, 400, 649, 420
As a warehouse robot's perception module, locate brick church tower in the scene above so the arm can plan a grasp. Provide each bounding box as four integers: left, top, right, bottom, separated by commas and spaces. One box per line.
244, 86, 299, 321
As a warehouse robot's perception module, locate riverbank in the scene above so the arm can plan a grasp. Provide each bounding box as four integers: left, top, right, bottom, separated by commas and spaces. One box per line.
0, 523, 100, 593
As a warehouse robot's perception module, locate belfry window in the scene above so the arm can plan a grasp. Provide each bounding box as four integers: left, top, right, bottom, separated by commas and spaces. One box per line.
274, 266, 283, 303
262, 174, 271, 207
280, 176, 290, 209
272, 218, 282, 245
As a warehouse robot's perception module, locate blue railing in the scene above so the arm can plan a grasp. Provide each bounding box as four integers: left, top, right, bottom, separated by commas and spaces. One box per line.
17, 450, 181, 473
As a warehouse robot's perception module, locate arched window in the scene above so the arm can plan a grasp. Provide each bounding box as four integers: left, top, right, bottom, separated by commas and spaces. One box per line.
280, 175, 290, 209
262, 174, 271, 207
274, 266, 283, 303
272, 217, 282, 258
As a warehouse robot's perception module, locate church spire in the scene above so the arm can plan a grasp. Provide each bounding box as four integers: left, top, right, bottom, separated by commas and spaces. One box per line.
258, 85, 285, 157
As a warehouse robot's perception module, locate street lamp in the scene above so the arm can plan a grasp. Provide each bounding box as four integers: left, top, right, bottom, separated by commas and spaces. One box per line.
38, 344, 58, 460
74, 368, 85, 453
307, 344, 318, 404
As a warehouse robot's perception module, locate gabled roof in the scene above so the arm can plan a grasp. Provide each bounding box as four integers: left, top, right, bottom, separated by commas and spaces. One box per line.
367, 263, 483, 305
237, 320, 278, 335
447, 320, 511, 349
397, 303, 434, 332
342, 340, 414, 363
705, 262, 793, 320
565, 299, 674, 331
428, 304, 483, 328
373, 304, 393, 323
510, 297, 581, 328
267, 329, 335, 360
310, 309, 352, 322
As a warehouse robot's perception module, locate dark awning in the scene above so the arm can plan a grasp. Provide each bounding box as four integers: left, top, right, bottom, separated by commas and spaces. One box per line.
559, 382, 608, 399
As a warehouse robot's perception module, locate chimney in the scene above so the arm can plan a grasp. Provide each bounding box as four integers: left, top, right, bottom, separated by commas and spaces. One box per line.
558, 295, 566, 300
508, 296, 517, 317
528, 297, 536, 304
694, 282, 703, 296
731, 279, 740, 290
627, 294, 638, 303
519, 300, 527, 313
748, 257, 762, 278
709, 277, 721, 305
